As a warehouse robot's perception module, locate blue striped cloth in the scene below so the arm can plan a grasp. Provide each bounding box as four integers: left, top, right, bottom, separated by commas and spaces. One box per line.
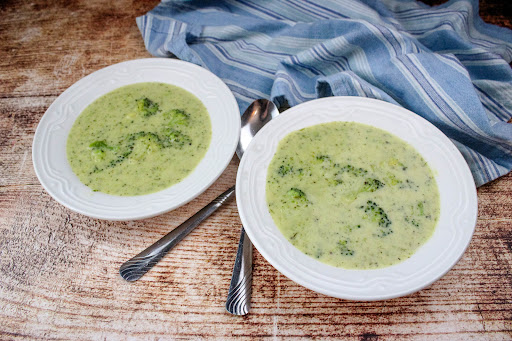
136, 0, 512, 186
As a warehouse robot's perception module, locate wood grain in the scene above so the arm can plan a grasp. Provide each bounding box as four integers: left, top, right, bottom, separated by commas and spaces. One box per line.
1, 0, 511, 340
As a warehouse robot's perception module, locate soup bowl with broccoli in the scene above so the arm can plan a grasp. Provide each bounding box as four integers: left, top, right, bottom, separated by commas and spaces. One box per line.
236, 96, 477, 301
33, 59, 240, 220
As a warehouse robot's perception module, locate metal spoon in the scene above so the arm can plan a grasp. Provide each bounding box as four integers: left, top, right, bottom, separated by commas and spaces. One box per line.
225, 99, 278, 316
119, 99, 278, 284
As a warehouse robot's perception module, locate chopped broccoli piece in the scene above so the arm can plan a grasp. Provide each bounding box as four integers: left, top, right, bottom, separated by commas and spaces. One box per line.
164, 109, 190, 126
362, 200, 391, 228
126, 131, 162, 149
361, 178, 385, 193
128, 131, 161, 142
136, 97, 159, 117
315, 155, 331, 163
361, 201, 393, 237
166, 129, 192, 148
105, 132, 161, 168
129, 132, 162, 159
287, 187, 306, 199
338, 164, 368, 177
278, 164, 292, 176
335, 165, 384, 199
106, 147, 134, 168
86, 124, 194, 173
89, 140, 114, 163
404, 202, 427, 228
287, 187, 308, 204
89, 140, 112, 150
107, 155, 127, 168
91, 149, 105, 161
405, 216, 420, 227
90, 165, 101, 174
338, 240, 354, 256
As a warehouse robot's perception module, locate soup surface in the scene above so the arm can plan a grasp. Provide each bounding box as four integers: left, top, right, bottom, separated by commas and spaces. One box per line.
67, 82, 211, 196
266, 122, 439, 269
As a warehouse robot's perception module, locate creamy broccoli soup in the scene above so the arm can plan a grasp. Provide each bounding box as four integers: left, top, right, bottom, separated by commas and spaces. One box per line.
67, 82, 211, 196
266, 122, 439, 269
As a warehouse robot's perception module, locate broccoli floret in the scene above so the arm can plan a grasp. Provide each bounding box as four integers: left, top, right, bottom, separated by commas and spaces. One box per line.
108, 156, 125, 168
89, 140, 115, 163
129, 132, 162, 159
361, 178, 385, 193
88, 129, 171, 173
404, 202, 427, 228
105, 132, 161, 168
362, 200, 391, 228
136, 97, 159, 117
126, 131, 162, 149
278, 164, 292, 176
91, 149, 105, 162
164, 109, 190, 126
338, 240, 354, 256
88, 141, 118, 170
166, 129, 192, 148
335, 165, 384, 199
287, 187, 308, 204
361, 201, 393, 237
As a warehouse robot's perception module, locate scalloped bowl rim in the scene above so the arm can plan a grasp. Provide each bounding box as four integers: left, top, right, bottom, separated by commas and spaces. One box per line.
236, 96, 477, 301
32, 58, 240, 221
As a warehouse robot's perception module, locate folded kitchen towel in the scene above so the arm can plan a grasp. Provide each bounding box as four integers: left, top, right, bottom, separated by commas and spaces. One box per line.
136, 0, 512, 186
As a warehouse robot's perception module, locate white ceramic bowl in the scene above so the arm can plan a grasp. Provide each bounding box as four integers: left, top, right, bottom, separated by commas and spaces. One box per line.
236, 96, 477, 301
33, 58, 240, 221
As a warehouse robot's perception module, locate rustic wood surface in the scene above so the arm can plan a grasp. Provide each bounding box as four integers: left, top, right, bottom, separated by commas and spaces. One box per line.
1, 0, 511, 340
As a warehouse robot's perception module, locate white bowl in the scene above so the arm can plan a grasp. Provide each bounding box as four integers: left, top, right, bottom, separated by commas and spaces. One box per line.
33, 58, 240, 221
236, 96, 477, 301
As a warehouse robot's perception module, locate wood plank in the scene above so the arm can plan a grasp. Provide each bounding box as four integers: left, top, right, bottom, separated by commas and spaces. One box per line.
1, 184, 511, 339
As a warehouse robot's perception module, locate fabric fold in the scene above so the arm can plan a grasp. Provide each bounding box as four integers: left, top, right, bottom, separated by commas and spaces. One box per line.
136, 0, 512, 186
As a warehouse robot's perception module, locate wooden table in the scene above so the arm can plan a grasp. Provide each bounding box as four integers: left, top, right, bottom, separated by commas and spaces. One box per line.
1, 1, 511, 339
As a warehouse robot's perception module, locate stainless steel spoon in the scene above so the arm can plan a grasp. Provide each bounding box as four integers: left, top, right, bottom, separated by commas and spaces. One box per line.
119, 99, 278, 284
225, 99, 279, 316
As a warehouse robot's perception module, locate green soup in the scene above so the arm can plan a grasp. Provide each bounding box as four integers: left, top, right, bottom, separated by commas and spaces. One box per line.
66, 82, 211, 196
266, 122, 439, 269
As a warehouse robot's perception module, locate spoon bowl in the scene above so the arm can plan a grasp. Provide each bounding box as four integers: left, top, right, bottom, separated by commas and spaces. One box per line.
237, 99, 279, 158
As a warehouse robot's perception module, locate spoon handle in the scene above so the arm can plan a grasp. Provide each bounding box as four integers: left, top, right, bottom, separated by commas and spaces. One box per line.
119, 185, 235, 282
225, 227, 253, 315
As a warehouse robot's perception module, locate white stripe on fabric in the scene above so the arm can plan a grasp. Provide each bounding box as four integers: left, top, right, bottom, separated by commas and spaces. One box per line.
407, 54, 512, 149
